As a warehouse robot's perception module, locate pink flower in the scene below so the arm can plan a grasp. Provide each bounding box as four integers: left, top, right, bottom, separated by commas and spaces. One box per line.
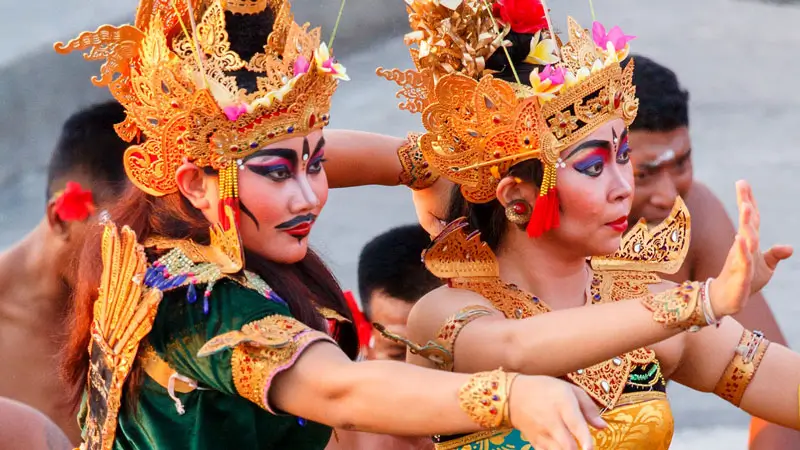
54, 181, 95, 222
538, 65, 567, 85
223, 103, 248, 121
293, 55, 310, 76
592, 21, 635, 51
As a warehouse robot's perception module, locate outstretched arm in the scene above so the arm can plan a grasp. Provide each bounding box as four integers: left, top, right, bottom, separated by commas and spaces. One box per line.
406, 285, 687, 376
682, 182, 788, 345
670, 317, 800, 429
270, 340, 605, 450
322, 129, 406, 188
679, 182, 797, 448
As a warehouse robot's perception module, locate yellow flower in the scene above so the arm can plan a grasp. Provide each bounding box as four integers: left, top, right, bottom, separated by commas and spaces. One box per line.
524, 31, 560, 65
564, 67, 591, 89
529, 67, 564, 102
314, 42, 350, 81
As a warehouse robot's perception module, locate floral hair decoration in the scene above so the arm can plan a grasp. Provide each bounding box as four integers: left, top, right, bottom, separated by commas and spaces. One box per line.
378, 0, 639, 237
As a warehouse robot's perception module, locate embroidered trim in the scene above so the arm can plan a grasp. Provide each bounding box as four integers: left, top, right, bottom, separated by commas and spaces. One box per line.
398, 131, 439, 190
433, 305, 494, 371
433, 429, 510, 450
641, 281, 707, 331
204, 315, 334, 413
713, 329, 769, 406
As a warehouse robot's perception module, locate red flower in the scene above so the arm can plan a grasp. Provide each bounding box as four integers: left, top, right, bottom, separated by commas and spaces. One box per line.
492, 0, 549, 35
54, 181, 95, 222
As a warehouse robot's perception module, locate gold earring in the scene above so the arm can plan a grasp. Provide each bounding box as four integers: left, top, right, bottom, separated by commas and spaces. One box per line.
505, 200, 532, 224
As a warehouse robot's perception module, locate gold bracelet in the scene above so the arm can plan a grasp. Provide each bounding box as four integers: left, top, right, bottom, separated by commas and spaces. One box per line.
458, 368, 519, 429
714, 329, 769, 406
397, 132, 439, 190
641, 281, 707, 331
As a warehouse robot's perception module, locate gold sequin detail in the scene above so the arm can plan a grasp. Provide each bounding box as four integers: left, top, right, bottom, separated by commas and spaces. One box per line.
226, 316, 334, 411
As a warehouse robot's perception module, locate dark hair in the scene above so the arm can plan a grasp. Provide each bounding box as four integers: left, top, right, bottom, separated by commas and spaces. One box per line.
61, 6, 359, 409
46, 101, 129, 201
446, 29, 546, 250
623, 54, 690, 132
225, 8, 275, 93
357, 225, 442, 318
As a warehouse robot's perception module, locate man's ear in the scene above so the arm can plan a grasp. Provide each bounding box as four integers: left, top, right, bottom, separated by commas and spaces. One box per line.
496, 176, 539, 208
175, 162, 215, 211
45, 197, 69, 240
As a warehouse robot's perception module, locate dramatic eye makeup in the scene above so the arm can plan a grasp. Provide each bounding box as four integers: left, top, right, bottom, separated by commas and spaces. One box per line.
244, 149, 297, 181
565, 139, 612, 177
616, 130, 630, 164
306, 137, 327, 174
242, 136, 327, 180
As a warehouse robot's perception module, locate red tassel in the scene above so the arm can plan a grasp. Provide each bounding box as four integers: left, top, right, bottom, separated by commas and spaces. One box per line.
526, 188, 560, 238
218, 198, 241, 231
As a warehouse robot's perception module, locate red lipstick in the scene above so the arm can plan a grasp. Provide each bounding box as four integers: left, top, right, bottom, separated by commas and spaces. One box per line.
284, 222, 313, 238
605, 216, 628, 233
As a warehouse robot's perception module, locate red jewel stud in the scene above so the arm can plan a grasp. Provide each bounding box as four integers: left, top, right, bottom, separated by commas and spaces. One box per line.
613, 91, 622, 109
513, 202, 526, 215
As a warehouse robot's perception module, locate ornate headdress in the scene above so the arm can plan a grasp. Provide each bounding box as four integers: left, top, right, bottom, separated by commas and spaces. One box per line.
55, 0, 347, 269
378, 0, 638, 237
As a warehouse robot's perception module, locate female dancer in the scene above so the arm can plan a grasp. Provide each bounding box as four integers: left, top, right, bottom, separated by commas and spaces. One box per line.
370, 0, 800, 448
54, 1, 605, 449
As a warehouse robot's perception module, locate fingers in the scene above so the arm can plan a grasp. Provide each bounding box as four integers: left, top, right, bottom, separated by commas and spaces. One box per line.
764, 245, 794, 270
573, 386, 607, 430
744, 183, 761, 232
736, 181, 760, 239
547, 417, 580, 450
557, 399, 589, 450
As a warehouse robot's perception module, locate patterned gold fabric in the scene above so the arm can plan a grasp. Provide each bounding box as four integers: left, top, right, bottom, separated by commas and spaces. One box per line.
435, 397, 673, 450
422, 199, 691, 450
199, 315, 335, 412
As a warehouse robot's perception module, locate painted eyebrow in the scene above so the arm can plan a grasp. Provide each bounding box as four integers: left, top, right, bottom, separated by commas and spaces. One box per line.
564, 139, 611, 161
310, 136, 326, 159
243, 148, 298, 165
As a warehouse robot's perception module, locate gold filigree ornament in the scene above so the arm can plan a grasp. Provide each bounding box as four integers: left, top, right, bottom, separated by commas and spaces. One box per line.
83, 222, 164, 450
378, 1, 638, 238
592, 197, 691, 275
55, 0, 345, 268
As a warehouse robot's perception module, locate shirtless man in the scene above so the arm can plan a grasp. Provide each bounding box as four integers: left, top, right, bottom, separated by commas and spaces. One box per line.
0, 101, 129, 444
328, 225, 440, 450
626, 54, 800, 449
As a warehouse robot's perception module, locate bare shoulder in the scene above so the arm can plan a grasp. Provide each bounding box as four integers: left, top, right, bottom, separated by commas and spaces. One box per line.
684, 181, 734, 229
406, 285, 495, 339
0, 397, 72, 450
683, 181, 737, 279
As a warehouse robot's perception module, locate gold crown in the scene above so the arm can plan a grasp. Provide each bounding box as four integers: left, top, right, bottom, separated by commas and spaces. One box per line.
378, 1, 639, 204
55, 0, 344, 197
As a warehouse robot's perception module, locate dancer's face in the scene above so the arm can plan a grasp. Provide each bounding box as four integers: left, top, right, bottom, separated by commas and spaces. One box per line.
236, 130, 329, 264
547, 118, 634, 255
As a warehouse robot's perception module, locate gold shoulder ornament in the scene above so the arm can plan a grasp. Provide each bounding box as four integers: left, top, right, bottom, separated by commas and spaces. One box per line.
197, 315, 335, 412
83, 222, 163, 450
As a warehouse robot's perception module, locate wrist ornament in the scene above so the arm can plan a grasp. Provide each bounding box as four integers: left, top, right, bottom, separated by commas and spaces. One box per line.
641, 280, 709, 332
397, 132, 439, 190
458, 368, 518, 429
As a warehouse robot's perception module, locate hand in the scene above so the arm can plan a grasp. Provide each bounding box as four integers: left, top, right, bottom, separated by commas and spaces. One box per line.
411, 177, 453, 237
710, 181, 792, 317
508, 376, 606, 450
740, 183, 793, 294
